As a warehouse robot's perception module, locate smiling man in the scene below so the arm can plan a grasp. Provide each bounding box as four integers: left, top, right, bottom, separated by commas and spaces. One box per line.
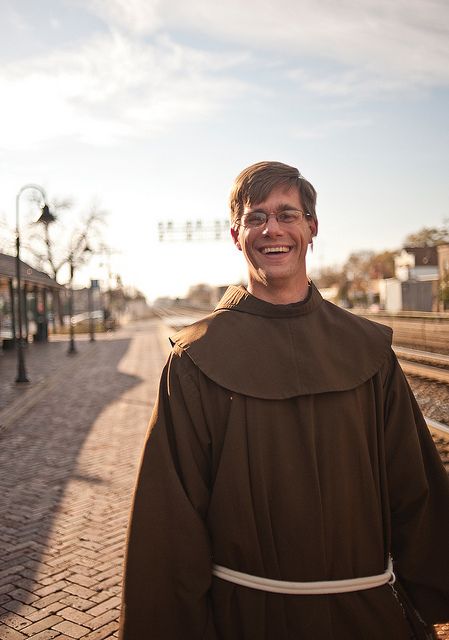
119, 161, 449, 640
229, 163, 317, 304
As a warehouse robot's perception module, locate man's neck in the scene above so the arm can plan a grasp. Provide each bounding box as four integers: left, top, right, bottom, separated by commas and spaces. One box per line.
247, 279, 310, 305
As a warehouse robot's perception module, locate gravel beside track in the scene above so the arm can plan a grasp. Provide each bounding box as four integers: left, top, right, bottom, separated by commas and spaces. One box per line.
405, 375, 449, 477
407, 376, 449, 427
433, 435, 449, 473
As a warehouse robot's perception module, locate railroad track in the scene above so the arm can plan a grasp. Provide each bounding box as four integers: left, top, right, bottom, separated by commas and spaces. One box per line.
394, 347, 449, 368
397, 360, 449, 384
394, 346, 449, 384
399, 359, 449, 384
427, 417, 449, 438
394, 348, 449, 469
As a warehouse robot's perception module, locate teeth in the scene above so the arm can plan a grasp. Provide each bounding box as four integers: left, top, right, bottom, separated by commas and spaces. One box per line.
262, 246, 290, 254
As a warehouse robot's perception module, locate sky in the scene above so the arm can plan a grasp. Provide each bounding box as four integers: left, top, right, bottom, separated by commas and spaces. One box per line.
0, 0, 448, 301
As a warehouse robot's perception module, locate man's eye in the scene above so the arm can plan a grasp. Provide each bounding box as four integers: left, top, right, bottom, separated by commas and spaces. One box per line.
247, 213, 265, 225
278, 211, 297, 223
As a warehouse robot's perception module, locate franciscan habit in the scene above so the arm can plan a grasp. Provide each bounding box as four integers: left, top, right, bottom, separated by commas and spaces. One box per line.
119, 284, 449, 640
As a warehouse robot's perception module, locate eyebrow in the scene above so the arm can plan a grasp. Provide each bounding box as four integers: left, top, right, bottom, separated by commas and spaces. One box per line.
245, 203, 300, 214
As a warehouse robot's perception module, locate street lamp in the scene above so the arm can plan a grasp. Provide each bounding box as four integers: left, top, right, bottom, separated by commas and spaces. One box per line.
35, 204, 56, 226
88, 280, 96, 342
34, 204, 57, 337
15, 184, 49, 383
67, 254, 76, 355
67, 243, 92, 355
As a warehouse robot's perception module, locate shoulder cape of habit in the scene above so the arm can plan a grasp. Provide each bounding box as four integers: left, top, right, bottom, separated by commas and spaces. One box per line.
170, 283, 393, 399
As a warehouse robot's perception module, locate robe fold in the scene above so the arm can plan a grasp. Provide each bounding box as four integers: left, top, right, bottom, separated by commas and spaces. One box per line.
119, 283, 449, 639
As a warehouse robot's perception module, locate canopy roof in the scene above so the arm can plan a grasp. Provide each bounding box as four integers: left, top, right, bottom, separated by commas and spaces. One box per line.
0, 252, 63, 289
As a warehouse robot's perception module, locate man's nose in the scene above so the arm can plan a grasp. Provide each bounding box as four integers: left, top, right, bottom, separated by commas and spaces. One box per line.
262, 215, 283, 235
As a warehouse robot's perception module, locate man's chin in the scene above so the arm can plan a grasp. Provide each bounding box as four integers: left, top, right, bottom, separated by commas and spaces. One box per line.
253, 268, 293, 288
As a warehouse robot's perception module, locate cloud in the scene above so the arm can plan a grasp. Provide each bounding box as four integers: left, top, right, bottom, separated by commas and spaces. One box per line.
2, 0, 447, 152
0, 30, 248, 150
82, 0, 449, 89
84, 0, 162, 34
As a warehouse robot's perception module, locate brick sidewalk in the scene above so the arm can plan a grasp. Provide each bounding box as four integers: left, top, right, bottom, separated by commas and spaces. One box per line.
0, 321, 170, 639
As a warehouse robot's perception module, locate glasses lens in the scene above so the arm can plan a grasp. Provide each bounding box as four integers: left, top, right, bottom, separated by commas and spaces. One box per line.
242, 212, 266, 227
278, 210, 302, 224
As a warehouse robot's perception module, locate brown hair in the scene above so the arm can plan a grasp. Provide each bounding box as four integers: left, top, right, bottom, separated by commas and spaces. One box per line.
229, 161, 318, 234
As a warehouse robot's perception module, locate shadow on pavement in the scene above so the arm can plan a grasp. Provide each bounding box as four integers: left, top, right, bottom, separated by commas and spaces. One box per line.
0, 339, 99, 412
0, 336, 144, 614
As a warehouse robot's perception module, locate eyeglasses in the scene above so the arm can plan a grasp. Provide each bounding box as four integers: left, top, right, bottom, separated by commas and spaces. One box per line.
238, 209, 311, 229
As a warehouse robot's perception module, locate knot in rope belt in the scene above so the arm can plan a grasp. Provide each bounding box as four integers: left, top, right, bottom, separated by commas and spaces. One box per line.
212, 558, 395, 595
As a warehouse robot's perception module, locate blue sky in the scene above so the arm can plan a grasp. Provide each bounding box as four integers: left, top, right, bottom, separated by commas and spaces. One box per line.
1, 0, 448, 300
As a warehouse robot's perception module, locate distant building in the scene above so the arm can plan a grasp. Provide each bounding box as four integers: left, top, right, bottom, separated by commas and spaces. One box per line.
395, 247, 439, 283
437, 244, 449, 310
384, 246, 440, 312
186, 283, 215, 308
72, 286, 104, 316
379, 279, 402, 313
0, 252, 63, 345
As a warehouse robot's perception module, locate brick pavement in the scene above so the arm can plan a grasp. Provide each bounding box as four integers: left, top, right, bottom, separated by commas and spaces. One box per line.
0, 321, 170, 639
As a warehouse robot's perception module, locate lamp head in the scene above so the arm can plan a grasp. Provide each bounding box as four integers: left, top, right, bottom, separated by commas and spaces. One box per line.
36, 204, 56, 225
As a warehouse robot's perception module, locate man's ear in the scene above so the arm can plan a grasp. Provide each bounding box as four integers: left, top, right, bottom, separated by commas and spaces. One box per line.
308, 219, 318, 238
231, 225, 242, 251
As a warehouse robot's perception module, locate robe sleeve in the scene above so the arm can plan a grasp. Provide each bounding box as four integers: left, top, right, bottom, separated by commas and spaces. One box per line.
383, 350, 449, 624
119, 348, 218, 640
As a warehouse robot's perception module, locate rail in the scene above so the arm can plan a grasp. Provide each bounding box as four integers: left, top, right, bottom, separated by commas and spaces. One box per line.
426, 417, 449, 439
398, 360, 449, 384
393, 346, 449, 367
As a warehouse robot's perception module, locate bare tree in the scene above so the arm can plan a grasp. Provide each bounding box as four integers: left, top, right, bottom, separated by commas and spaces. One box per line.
25, 196, 108, 284
403, 222, 449, 248
16, 195, 110, 328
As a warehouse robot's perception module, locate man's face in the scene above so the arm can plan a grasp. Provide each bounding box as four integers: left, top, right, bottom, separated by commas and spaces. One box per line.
231, 185, 315, 302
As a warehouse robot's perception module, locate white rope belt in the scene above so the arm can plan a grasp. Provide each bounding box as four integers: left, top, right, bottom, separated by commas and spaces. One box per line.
212, 558, 395, 595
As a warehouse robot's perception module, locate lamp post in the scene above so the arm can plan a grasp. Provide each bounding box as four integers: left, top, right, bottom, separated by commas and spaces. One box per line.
15, 184, 49, 383
67, 255, 76, 355
35, 204, 57, 340
88, 280, 96, 342
67, 243, 92, 355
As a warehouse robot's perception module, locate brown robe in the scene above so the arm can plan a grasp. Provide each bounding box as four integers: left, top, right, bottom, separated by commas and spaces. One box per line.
119, 284, 449, 639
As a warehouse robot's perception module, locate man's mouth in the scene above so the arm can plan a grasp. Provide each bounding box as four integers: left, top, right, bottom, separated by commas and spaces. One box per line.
260, 246, 291, 254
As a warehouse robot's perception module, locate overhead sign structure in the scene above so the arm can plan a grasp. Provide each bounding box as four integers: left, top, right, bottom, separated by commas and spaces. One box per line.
157, 219, 229, 242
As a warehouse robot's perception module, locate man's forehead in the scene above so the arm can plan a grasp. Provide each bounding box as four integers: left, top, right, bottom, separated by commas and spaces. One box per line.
244, 185, 302, 210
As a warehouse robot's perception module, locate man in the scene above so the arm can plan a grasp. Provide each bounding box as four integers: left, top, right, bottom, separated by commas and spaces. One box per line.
119, 161, 449, 639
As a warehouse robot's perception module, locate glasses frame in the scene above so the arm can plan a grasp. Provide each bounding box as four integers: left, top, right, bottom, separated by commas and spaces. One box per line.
237, 209, 312, 229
